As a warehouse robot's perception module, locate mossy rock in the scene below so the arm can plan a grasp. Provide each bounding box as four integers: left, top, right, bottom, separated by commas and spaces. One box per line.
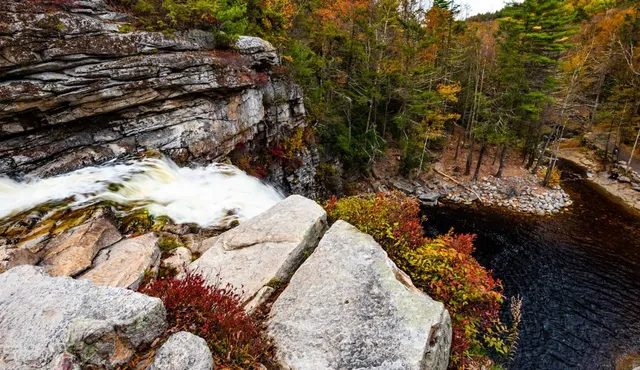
118, 210, 155, 235
158, 234, 185, 254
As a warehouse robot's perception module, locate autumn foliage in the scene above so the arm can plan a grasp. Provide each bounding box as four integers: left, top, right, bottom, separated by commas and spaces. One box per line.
139, 272, 265, 368
325, 192, 508, 368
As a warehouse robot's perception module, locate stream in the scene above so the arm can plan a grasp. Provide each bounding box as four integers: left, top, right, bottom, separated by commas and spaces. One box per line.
422, 161, 640, 369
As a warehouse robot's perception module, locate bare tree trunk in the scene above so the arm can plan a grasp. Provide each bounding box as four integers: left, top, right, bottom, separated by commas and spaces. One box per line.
465, 61, 484, 176
418, 129, 430, 175
496, 144, 508, 178
628, 126, 640, 171
472, 143, 487, 182
544, 125, 565, 187
465, 139, 475, 176
454, 128, 462, 161
532, 125, 557, 174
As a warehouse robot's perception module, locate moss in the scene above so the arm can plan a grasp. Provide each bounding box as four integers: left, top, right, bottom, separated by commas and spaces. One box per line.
151, 216, 171, 232
118, 210, 154, 235
107, 183, 125, 192
265, 278, 281, 289
191, 252, 201, 262
117, 24, 135, 33
157, 265, 178, 279
158, 235, 184, 253
50, 206, 97, 235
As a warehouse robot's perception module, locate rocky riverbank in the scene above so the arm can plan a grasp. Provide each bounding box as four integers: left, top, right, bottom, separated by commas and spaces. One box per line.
559, 147, 640, 214
387, 172, 572, 216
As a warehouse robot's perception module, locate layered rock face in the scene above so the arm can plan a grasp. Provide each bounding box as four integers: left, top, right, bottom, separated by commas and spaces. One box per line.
0, 0, 305, 179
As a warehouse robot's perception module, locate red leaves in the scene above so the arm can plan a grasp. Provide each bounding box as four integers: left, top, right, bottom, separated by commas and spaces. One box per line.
269, 145, 286, 158
325, 192, 506, 368
139, 272, 265, 368
253, 72, 270, 88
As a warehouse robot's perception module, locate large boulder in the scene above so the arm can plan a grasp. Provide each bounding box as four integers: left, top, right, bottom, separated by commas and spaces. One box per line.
147, 331, 213, 370
0, 265, 166, 369
189, 195, 327, 302
79, 233, 160, 290
268, 221, 452, 370
39, 211, 122, 277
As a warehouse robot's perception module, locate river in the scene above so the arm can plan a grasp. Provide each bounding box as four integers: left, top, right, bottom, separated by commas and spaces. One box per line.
422, 161, 640, 370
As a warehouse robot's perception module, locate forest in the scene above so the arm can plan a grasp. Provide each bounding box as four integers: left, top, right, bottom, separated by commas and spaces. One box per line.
112, 0, 640, 180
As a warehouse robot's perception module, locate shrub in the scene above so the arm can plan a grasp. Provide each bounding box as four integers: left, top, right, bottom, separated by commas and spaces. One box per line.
325, 192, 510, 368
536, 166, 562, 187
110, 0, 248, 45
283, 127, 306, 159
324, 192, 425, 262
157, 235, 184, 253
139, 272, 265, 368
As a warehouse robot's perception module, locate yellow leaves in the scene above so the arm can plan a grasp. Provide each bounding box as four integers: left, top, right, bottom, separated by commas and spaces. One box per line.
437, 82, 461, 102
533, 25, 542, 30
283, 127, 305, 158
281, 54, 294, 63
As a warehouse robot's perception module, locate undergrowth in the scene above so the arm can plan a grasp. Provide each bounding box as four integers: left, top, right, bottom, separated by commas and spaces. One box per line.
139, 272, 265, 369
325, 191, 520, 369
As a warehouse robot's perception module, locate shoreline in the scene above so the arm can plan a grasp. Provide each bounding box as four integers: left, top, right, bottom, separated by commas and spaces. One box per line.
559, 148, 640, 216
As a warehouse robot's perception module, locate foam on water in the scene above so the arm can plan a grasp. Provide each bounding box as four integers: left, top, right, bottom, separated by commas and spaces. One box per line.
0, 157, 284, 227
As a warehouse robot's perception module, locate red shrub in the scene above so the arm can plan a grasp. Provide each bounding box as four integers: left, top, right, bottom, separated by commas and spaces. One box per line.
253, 72, 269, 88
325, 192, 509, 368
251, 166, 269, 179
270, 145, 286, 159
139, 272, 265, 368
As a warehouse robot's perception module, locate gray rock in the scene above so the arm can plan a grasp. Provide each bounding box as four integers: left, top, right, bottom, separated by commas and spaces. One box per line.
79, 233, 160, 290
391, 180, 415, 194
244, 286, 275, 315
235, 36, 279, 66
147, 332, 213, 370
0, 265, 166, 369
268, 221, 451, 370
619, 176, 631, 183
417, 191, 440, 206
189, 195, 327, 302
161, 247, 192, 273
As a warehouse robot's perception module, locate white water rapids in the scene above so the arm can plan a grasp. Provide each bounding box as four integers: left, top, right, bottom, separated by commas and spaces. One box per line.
0, 157, 284, 227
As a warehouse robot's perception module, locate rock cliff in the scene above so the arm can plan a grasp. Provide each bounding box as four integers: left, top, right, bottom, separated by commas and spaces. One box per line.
0, 0, 306, 183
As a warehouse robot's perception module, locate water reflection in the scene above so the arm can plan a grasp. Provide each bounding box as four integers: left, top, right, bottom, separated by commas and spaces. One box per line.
422, 163, 640, 370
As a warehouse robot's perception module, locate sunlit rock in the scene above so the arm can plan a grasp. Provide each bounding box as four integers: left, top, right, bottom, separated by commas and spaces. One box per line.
268, 221, 452, 370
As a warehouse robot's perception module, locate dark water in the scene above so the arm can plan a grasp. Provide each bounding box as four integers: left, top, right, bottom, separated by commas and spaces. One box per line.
422, 161, 640, 370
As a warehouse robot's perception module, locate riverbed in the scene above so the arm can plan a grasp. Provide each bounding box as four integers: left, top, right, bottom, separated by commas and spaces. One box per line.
422, 162, 640, 370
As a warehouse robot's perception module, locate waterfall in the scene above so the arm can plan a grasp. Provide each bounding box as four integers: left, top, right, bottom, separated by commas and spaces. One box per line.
0, 157, 284, 228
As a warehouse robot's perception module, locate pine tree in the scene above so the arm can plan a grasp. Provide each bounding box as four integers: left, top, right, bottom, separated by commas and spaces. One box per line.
497, 0, 575, 168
